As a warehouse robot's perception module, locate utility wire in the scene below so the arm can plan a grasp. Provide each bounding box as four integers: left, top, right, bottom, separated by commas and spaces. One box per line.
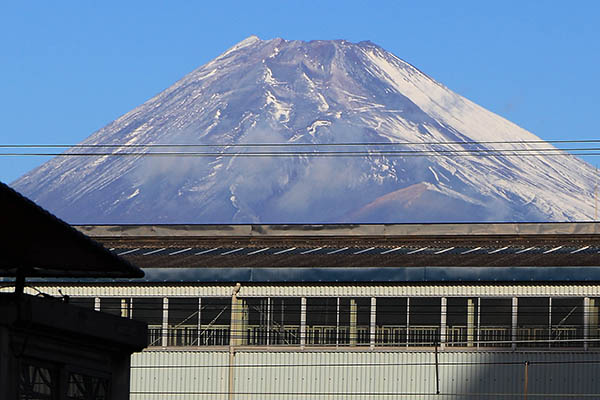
1, 149, 599, 158
3, 138, 600, 148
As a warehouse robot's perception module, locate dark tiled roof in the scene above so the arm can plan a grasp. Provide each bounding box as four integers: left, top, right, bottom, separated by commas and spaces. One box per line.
97, 234, 600, 269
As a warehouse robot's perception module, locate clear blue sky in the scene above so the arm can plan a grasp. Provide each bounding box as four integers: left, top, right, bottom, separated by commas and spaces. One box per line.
1, 1, 599, 183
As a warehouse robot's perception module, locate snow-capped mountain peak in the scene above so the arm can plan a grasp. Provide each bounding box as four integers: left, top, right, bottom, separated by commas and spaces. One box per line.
11, 37, 597, 223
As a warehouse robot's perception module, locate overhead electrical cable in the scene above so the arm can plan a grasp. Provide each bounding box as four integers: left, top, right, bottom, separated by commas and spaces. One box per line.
3, 138, 600, 148
1, 149, 600, 158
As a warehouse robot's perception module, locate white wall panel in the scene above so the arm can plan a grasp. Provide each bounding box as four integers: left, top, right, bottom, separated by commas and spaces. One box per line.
130, 349, 600, 399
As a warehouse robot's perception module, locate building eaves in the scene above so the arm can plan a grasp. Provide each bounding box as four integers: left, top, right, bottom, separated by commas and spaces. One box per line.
0, 183, 143, 278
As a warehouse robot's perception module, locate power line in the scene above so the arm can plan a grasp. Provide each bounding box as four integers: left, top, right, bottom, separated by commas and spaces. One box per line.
1, 149, 599, 158
2, 138, 600, 148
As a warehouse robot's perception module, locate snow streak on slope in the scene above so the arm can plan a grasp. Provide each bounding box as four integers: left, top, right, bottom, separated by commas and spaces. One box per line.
12, 37, 597, 223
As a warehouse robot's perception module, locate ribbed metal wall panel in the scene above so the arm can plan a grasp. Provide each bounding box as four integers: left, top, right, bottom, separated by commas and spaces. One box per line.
232, 350, 436, 399
437, 351, 600, 397
129, 349, 600, 399
130, 350, 229, 399
3, 283, 600, 298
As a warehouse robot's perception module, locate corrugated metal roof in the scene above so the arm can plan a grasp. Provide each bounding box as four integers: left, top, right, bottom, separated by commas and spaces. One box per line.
89, 225, 600, 270
62, 223, 600, 283
78, 222, 600, 238
6, 283, 600, 298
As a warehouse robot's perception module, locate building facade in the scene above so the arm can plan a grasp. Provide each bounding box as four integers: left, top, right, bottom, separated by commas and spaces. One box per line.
9, 223, 600, 398
0, 181, 146, 400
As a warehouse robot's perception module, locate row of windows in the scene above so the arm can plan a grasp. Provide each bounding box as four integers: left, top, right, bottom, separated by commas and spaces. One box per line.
70, 296, 599, 348
18, 359, 109, 400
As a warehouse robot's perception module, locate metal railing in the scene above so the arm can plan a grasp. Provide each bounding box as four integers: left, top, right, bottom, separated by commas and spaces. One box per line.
304, 326, 371, 345
375, 326, 407, 345
375, 326, 441, 346
245, 325, 301, 345
148, 325, 231, 347
445, 326, 474, 347
477, 326, 513, 347
148, 324, 587, 348
445, 325, 583, 347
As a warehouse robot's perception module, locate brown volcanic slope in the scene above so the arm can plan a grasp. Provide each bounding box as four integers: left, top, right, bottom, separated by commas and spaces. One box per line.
345, 183, 489, 223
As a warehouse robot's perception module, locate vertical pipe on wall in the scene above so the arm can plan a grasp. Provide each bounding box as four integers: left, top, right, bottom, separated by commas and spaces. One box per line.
228, 348, 236, 400
524, 361, 529, 399
230, 283, 242, 347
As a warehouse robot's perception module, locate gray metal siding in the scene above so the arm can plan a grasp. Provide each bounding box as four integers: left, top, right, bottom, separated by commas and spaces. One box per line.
130, 349, 600, 399
130, 350, 229, 399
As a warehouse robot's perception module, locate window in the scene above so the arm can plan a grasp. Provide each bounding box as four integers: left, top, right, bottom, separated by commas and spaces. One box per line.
551, 298, 583, 347
376, 297, 407, 345
517, 298, 549, 348
338, 298, 370, 345
305, 297, 370, 346
18, 361, 56, 400
168, 298, 199, 346
18, 360, 111, 400
270, 297, 301, 345
479, 298, 512, 347
446, 298, 477, 347
409, 298, 440, 345
246, 298, 270, 345
306, 297, 337, 345
199, 298, 231, 346
589, 297, 600, 347
66, 372, 109, 400
132, 298, 163, 346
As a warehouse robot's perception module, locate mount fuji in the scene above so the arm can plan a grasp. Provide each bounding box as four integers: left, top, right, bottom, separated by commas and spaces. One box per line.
11, 36, 597, 223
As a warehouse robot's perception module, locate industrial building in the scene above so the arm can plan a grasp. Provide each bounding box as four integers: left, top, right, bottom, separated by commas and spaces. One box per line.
0, 182, 147, 400
8, 223, 600, 398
